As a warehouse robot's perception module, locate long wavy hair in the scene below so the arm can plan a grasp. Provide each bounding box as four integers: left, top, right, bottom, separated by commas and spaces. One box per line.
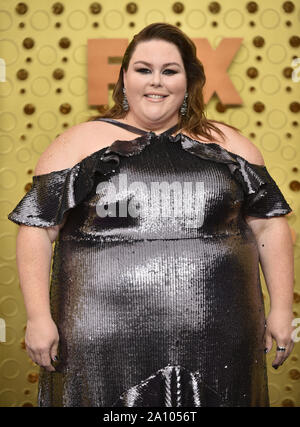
89, 22, 239, 142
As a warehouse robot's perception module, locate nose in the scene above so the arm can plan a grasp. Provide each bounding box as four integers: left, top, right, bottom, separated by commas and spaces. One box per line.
150, 70, 162, 87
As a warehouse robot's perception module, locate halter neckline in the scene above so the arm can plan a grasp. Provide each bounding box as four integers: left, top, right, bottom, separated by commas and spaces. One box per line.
92, 117, 179, 137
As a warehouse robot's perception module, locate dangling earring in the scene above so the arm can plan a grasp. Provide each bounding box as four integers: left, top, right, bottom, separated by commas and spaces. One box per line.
122, 87, 129, 111
180, 92, 188, 116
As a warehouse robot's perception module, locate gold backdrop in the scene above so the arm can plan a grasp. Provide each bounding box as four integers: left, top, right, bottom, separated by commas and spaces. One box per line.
0, 0, 299, 407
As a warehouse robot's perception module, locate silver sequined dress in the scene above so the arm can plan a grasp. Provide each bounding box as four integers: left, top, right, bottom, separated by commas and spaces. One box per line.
8, 118, 292, 407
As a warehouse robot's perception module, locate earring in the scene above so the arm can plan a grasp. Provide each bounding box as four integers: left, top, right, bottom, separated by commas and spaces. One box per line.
180, 92, 188, 116
122, 87, 129, 111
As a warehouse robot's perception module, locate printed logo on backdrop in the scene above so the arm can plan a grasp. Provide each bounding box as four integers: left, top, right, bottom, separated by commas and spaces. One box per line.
87, 38, 244, 106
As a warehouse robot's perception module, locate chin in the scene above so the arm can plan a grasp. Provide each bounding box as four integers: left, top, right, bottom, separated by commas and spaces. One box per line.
140, 115, 164, 124
143, 110, 171, 121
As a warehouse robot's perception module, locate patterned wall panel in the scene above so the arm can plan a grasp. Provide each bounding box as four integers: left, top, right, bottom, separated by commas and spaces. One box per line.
0, 0, 299, 407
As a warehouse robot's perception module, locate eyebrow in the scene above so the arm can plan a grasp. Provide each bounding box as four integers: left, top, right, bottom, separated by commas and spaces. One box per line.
133, 61, 181, 67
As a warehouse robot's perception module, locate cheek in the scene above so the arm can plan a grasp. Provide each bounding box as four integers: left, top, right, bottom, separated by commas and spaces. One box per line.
126, 75, 146, 94
164, 76, 186, 92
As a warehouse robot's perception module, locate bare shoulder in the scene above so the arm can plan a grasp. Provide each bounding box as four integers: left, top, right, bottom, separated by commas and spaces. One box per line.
210, 121, 265, 166
33, 120, 110, 176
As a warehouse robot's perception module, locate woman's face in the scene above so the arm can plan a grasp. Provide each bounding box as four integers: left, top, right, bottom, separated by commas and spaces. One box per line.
123, 39, 187, 130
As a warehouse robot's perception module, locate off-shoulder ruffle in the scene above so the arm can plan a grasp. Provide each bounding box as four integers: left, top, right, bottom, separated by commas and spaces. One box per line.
173, 134, 292, 218
7, 132, 292, 227
226, 154, 292, 218
7, 146, 117, 227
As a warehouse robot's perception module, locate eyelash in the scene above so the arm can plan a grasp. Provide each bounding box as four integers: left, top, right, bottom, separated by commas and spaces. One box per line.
136, 68, 178, 75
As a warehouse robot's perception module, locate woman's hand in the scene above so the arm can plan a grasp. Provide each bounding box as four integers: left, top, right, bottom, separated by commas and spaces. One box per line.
25, 316, 59, 372
264, 308, 295, 369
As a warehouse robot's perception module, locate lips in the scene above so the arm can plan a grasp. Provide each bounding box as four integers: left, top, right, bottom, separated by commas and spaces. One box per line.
144, 94, 168, 100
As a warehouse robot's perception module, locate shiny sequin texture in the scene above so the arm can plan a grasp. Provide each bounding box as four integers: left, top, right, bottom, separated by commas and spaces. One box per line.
8, 118, 292, 407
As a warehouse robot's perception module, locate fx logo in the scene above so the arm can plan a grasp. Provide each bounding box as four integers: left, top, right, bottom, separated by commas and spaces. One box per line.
87, 38, 243, 106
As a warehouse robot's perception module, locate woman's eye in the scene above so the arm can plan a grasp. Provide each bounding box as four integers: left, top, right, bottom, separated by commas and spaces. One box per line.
135, 68, 177, 75
163, 69, 177, 75
136, 68, 150, 73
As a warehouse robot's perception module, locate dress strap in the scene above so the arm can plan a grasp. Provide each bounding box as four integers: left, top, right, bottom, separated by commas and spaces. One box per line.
92, 117, 179, 137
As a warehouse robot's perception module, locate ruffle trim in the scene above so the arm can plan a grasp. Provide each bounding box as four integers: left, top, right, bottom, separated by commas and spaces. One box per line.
7, 133, 292, 227
112, 365, 229, 407
226, 155, 292, 217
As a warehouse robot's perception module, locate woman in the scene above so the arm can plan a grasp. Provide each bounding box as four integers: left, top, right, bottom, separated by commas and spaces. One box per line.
8, 23, 294, 407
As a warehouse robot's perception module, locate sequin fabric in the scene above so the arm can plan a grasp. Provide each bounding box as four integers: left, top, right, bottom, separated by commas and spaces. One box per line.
8, 118, 292, 407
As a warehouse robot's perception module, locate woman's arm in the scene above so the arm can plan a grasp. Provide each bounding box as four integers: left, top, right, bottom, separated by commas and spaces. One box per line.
214, 124, 295, 368
247, 216, 294, 310
16, 225, 60, 372
246, 215, 295, 369
14, 124, 83, 371
17, 121, 92, 320
14, 121, 110, 371
16, 224, 61, 320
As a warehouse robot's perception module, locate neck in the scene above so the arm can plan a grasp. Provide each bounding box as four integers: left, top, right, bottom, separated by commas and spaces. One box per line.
123, 114, 179, 134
